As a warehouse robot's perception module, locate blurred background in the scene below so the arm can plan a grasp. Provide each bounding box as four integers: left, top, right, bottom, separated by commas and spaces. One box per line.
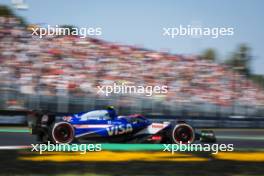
0, 0, 264, 118
0, 1, 264, 176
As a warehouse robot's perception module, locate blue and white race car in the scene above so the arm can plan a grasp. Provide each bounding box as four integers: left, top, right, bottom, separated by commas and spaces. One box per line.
28, 107, 216, 144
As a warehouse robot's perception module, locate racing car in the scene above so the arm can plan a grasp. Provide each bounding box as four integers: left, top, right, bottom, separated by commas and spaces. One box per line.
28, 107, 216, 144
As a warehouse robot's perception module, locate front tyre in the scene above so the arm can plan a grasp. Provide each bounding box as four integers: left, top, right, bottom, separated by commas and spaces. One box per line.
200, 130, 216, 143
51, 122, 75, 144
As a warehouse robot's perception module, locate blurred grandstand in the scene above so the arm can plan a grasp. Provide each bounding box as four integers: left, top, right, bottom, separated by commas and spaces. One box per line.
0, 13, 264, 117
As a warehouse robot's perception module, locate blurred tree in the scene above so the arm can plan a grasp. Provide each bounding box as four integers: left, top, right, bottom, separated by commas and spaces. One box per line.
250, 74, 264, 88
59, 25, 78, 35
0, 5, 26, 25
225, 44, 252, 76
0, 5, 14, 16
201, 48, 217, 62
225, 44, 264, 88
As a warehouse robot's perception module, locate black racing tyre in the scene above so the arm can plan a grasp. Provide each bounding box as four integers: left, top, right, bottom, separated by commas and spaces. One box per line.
51, 122, 75, 144
171, 123, 195, 144
200, 130, 216, 143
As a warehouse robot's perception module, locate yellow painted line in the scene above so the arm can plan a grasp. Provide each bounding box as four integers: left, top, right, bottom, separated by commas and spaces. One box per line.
19, 151, 208, 162
215, 152, 264, 162
19, 151, 264, 162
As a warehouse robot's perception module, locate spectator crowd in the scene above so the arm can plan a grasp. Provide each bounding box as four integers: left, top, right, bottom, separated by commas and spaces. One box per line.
1, 16, 264, 108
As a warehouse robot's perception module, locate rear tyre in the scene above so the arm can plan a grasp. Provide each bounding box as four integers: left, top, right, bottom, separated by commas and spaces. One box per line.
171, 123, 195, 144
51, 122, 75, 144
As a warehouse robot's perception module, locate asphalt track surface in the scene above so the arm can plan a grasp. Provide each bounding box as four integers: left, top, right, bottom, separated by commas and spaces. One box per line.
0, 128, 264, 149
0, 128, 263, 176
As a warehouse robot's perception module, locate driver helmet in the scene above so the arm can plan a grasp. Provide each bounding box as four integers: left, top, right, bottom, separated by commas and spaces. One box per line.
107, 106, 117, 119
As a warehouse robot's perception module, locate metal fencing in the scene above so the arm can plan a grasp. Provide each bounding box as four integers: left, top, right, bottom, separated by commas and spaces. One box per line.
0, 90, 264, 118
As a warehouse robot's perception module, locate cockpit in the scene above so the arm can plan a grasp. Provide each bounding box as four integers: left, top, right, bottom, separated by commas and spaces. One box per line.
79, 110, 111, 120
